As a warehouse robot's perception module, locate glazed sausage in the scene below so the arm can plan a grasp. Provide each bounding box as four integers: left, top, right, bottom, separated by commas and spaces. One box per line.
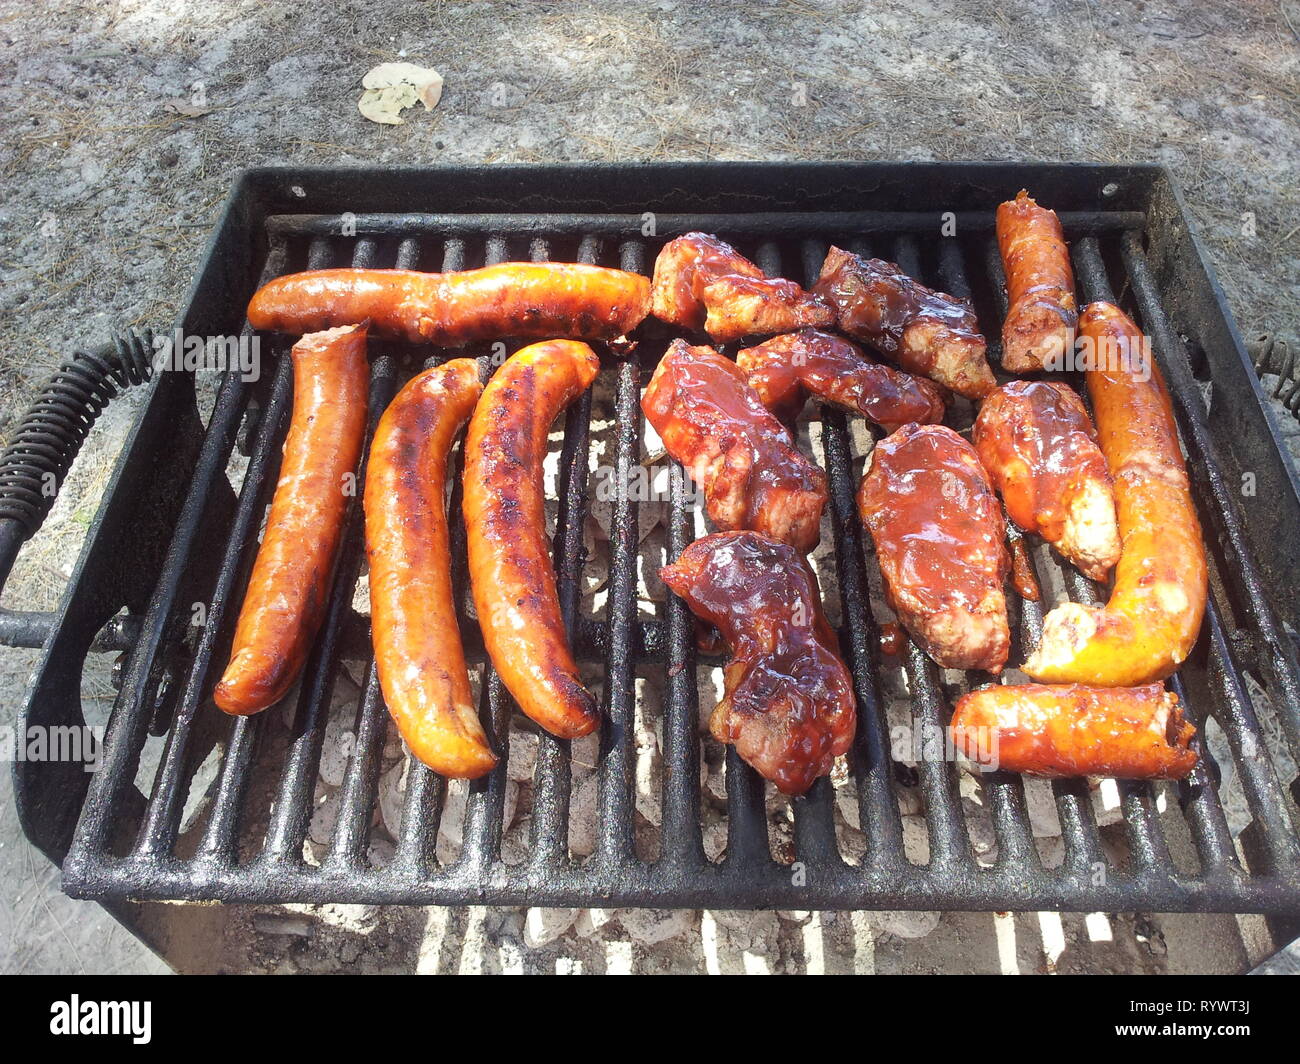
642, 339, 828, 553
973, 380, 1120, 582
858, 424, 1010, 672
659, 530, 856, 795
996, 190, 1078, 372
215, 323, 370, 714
365, 359, 495, 778
737, 328, 947, 432
248, 264, 651, 345
463, 339, 601, 739
950, 683, 1197, 780
1024, 302, 1207, 685
649, 232, 834, 343
812, 247, 996, 399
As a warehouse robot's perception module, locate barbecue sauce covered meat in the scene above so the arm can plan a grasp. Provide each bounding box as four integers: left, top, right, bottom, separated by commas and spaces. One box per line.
813, 247, 996, 399
650, 232, 834, 343
642, 339, 828, 553
660, 531, 856, 795
973, 380, 1120, 582
737, 328, 947, 432
857, 424, 1010, 672
951, 683, 1197, 780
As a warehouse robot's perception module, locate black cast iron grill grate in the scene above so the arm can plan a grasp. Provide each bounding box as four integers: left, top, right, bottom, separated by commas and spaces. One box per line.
13, 164, 1300, 911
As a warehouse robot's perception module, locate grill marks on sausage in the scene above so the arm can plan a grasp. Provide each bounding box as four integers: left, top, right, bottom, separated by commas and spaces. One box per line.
464, 339, 602, 738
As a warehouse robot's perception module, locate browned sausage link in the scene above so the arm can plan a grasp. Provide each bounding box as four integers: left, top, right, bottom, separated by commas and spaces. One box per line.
737, 328, 947, 432
1023, 302, 1208, 686
463, 340, 601, 739
365, 359, 494, 778
950, 683, 1197, 780
247, 264, 651, 345
215, 323, 370, 715
812, 246, 996, 399
996, 190, 1078, 372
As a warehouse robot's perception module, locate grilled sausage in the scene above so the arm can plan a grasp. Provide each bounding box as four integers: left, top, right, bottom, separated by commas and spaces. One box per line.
215, 323, 370, 715
642, 339, 828, 553
248, 264, 651, 345
649, 232, 833, 343
996, 190, 1078, 372
659, 530, 856, 795
858, 424, 1010, 672
1024, 302, 1207, 685
464, 339, 601, 739
951, 683, 1197, 780
973, 380, 1120, 581
365, 359, 495, 778
737, 328, 947, 432
812, 246, 996, 399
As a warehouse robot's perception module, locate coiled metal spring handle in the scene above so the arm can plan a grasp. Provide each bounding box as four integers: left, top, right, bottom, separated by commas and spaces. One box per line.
0, 329, 154, 639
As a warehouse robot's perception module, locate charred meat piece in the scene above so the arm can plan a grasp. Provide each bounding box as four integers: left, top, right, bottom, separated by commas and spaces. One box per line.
813, 247, 995, 399
951, 683, 1197, 780
857, 424, 1010, 672
650, 232, 833, 343
737, 328, 947, 432
973, 380, 1120, 582
642, 340, 828, 553
660, 531, 856, 795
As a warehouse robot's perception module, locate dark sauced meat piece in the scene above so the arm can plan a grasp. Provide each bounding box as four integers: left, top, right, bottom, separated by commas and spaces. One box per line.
857, 423, 1009, 672
660, 531, 856, 795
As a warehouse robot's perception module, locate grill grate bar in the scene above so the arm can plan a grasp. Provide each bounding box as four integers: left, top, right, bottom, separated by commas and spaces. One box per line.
595, 239, 645, 866
889, 234, 974, 875
661, 460, 706, 866
266, 211, 1148, 240
324, 658, 386, 871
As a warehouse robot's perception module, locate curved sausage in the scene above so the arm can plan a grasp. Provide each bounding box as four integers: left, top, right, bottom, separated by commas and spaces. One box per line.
642, 339, 828, 553
463, 339, 601, 739
248, 264, 651, 345
973, 380, 1120, 581
996, 190, 1078, 372
858, 424, 1009, 672
659, 530, 856, 795
737, 328, 947, 432
365, 359, 495, 778
215, 323, 370, 715
1023, 302, 1207, 685
951, 683, 1197, 780
812, 247, 995, 399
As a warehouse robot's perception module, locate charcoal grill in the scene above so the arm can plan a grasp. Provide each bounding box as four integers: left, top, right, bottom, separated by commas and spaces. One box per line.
5, 162, 1300, 913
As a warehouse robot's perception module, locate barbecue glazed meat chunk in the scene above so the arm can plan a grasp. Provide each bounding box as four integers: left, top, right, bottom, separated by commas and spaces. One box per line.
973, 381, 1120, 582
650, 232, 834, 343
737, 328, 947, 432
813, 247, 995, 399
857, 424, 1010, 671
660, 531, 856, 795
643, 340, 828, 552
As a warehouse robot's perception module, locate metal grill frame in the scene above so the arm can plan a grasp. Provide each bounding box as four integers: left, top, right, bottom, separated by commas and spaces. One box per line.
13, 162, 1300, 912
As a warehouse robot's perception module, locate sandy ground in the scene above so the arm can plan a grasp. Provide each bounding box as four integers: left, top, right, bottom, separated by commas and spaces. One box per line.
0, 0, 1297, 974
